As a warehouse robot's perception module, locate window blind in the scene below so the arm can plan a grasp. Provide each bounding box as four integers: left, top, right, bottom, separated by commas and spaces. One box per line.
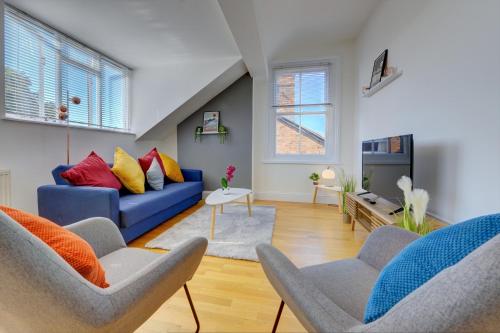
271, 63, 332, 156
272, 64, 331, 109
4, 6, 129, 131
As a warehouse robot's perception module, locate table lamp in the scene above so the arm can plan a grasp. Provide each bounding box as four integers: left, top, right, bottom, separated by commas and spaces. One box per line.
321, 166, 336, 186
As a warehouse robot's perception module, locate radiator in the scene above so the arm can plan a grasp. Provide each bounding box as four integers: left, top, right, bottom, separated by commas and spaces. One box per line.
0, 170, 11, 206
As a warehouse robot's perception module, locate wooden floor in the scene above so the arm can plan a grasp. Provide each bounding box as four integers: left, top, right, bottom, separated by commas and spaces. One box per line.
129, 200, 369, 332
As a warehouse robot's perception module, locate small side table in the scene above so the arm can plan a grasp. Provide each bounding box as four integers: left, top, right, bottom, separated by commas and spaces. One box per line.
312, 185, 343, 213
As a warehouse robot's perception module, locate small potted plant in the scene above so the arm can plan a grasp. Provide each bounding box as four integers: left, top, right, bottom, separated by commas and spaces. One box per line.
309, 172, 320, 185
221, 164, 236, 194
339, 170, 357, 224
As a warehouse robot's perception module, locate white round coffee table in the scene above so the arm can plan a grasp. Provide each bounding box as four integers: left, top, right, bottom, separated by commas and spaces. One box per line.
205, 188, 252, 240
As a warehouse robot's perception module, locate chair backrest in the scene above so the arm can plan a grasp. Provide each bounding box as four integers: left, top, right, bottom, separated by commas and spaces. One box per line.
0, 211, 111, 332
353, 234, 500, 332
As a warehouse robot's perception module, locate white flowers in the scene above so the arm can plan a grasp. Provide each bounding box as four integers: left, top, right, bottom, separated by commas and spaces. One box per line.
397, 176, 413, 210
397, 176, 430, 226
411, 189, 429, 226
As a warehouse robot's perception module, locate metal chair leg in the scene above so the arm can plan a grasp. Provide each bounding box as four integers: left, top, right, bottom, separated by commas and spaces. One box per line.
184, 284, 200, 333
272, 300, 285, 333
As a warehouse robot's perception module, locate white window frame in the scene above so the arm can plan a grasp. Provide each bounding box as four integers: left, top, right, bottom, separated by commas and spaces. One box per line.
2, 5, 131, 134
264, 59, 341, 164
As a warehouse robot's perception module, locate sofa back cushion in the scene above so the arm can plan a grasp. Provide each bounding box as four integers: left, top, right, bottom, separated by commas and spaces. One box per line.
364, 213, 500, 323
0, 206, 109, 288
111, 147, 145, 194
61, 152, 122, 190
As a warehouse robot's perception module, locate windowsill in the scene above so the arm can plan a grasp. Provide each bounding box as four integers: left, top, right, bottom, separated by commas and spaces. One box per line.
1, 115, 135, 136
262, 158, 340, 165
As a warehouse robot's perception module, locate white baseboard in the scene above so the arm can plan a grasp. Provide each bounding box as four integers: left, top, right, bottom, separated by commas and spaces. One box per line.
253, 191, 339, 205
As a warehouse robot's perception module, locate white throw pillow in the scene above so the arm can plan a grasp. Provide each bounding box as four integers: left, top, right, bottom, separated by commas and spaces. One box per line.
146, 157, 164, 191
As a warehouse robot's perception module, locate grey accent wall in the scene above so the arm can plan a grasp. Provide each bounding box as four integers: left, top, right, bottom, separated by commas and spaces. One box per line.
177, 74, 252, 191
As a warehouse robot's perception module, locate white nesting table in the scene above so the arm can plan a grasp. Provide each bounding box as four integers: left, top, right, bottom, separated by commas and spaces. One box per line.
312, 185, 343, 213
205, 188, 252, 240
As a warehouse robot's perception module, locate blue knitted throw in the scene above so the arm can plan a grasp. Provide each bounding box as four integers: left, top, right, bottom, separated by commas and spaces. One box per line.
364, 213, 500, 323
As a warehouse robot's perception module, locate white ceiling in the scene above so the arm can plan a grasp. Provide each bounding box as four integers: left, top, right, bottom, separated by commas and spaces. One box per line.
6, 0, 240, 68
253, 0, 381, 60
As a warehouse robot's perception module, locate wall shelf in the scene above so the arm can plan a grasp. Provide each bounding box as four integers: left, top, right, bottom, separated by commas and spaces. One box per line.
362, 70, 403, 97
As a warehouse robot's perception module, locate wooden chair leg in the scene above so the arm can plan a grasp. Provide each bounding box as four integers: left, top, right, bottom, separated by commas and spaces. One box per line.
272, 300, 285, 333
184, 284, 200, 333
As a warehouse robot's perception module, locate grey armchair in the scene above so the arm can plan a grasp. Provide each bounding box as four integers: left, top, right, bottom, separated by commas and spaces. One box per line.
0, 212, 208, 333
257, 225, 500, 333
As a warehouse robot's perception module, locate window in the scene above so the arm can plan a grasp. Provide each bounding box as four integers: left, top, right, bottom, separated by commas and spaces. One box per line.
268, 62, 337, 163
4, 6, 129, 131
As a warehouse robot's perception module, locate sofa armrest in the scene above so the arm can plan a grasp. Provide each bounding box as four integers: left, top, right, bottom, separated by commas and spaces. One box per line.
65, 217, 126, 258
181, 169, 203, 182
37, 185, 120, 227
103, 237, 208, 322
357, 225, 420, 270
256, 244, 361, 332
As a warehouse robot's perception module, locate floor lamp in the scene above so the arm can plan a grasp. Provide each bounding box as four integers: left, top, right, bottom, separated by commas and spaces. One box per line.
58, 92, 81, 164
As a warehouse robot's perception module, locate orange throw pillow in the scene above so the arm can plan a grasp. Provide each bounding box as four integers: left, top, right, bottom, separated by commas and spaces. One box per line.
0, 206, 109, 288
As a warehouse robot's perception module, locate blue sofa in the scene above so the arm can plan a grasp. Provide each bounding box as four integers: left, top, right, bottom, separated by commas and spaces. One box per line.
38, 165, 203, 243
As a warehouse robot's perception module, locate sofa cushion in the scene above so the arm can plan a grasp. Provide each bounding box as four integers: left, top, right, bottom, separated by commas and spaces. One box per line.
138, 148, 166, 175
159, 152, 184, 183
119, 181, 203, 228
364, 213, 500, 323
146, 158, 164, 191
61, 151, 121, 190
111, 147, 145, 194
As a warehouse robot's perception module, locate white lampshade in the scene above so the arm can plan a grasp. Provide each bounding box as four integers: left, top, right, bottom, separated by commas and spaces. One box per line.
322, 167, 336, 180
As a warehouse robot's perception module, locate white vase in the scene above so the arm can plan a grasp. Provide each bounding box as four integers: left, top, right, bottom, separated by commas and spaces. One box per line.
222, 187, 230, 195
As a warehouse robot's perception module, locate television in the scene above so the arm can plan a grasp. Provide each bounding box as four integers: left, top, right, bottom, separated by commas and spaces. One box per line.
362, 134, 413, 205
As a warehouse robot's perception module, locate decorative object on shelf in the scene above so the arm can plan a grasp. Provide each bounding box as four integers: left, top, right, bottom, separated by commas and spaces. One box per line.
396, 176, 431, 235
218, 125, 229, 144
369, 49, 388, 88
203, 111, 219, 133
221, 164, 236, 195
194, 113, 229, 144
57, 91, 81, 164
339, 169, 357, 224
194, 126, 203, 142
309, 172, 320, 185
321, 166, 336, 186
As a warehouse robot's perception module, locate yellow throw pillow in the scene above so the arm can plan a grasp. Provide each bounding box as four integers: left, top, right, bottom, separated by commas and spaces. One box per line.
111, 147, 145, 194
159, 152, 184, 183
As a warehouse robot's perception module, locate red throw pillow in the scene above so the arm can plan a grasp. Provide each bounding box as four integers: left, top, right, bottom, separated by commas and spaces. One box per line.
61, 151, 122, 190
0, 205, 109, 288
138, 148, 166, 175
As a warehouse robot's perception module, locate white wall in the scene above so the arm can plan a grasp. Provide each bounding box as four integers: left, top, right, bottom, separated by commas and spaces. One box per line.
253, 41, 357, 204
355, 0, 500, 223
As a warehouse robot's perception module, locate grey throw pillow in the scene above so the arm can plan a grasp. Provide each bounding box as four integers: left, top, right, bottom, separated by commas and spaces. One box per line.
146, 158, 164, 190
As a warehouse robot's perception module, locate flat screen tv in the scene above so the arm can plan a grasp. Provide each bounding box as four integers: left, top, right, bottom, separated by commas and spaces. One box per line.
362, 134, 413, 205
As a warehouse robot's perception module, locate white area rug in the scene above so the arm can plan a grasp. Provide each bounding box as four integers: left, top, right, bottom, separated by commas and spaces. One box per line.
145, 204, 276, 261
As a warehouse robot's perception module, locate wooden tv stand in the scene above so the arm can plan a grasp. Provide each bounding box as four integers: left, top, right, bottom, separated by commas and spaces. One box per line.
345, 192, 444, 232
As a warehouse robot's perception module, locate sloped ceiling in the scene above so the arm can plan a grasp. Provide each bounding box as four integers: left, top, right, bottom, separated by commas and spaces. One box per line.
220, 0, 381, 78
7, 0, 240, 68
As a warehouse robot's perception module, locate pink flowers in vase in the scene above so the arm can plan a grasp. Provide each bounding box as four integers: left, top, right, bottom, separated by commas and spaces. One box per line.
221, 164, 236, 194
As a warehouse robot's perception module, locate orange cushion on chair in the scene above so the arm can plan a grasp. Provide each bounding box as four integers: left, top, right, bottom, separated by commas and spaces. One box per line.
0, 206, 109, 288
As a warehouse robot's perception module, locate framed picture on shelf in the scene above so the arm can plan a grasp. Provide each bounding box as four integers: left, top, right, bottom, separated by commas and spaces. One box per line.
369, 49, 388, 88
203, 111, 220, 133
